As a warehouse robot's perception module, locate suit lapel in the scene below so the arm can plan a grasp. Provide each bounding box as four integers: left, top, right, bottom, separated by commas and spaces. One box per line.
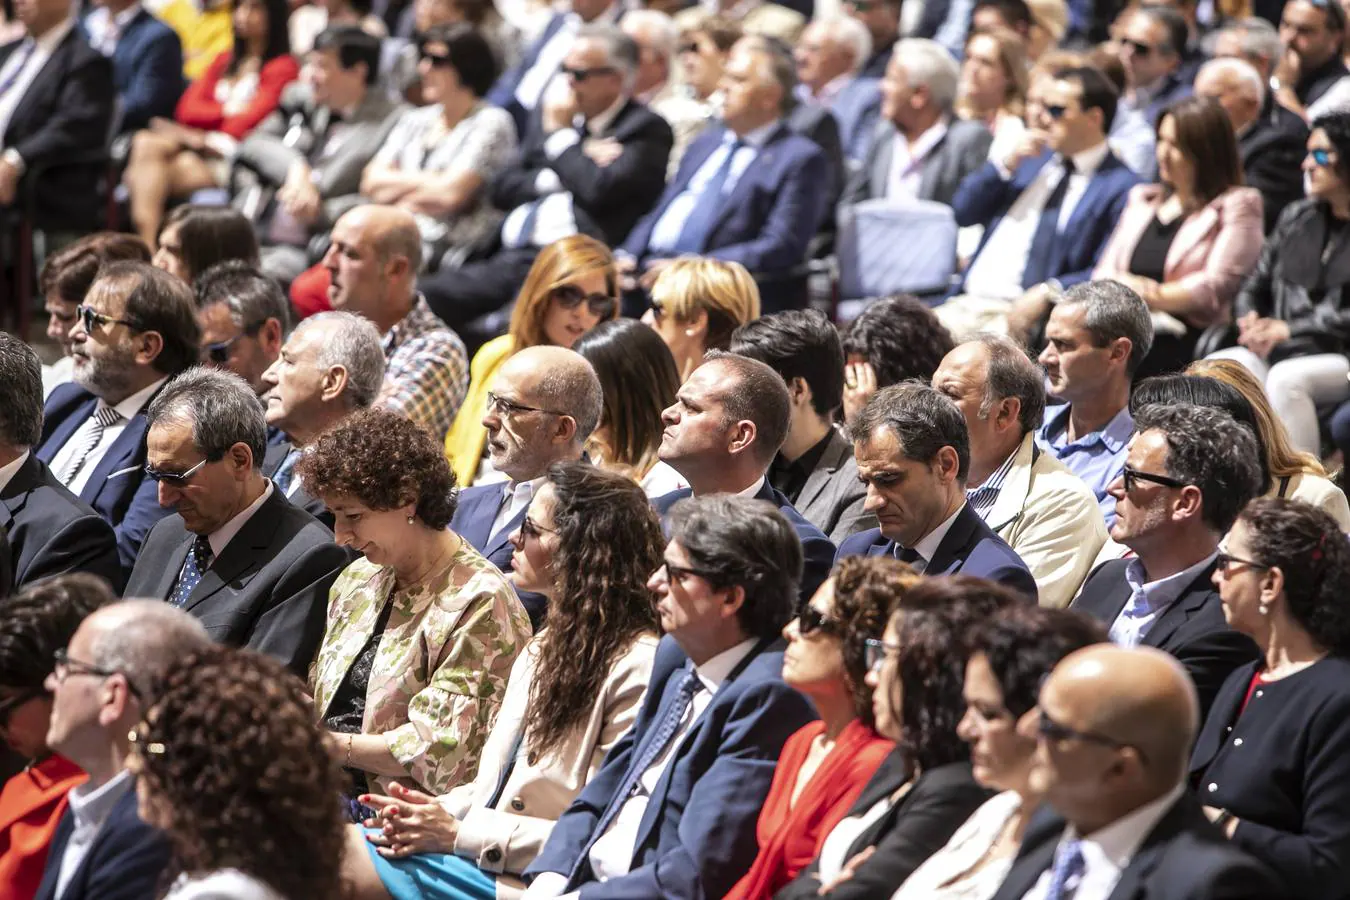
707, 124, 788, 236
0, 452, 42, 530
457, 488, 504, 551
1142, 563, 1219, 651
870, 127, 895, 198
927, 504, 980, 575
7, 30, 71, 141
993, 831, 1059, 900
1164, 202, 1220, 277
79, 411, 149, 506
484, 504, 527, 560
183, 491, 287, 613
33, 805, 75, 900
984, 435, 1035, 533
1106, 796, 1195, 900
916, 129, 949, 199
38, 394, 98, 466
794, 431, 850, 513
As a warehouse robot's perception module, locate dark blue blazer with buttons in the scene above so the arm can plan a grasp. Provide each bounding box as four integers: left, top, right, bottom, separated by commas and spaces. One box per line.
82, 6, 184, 132
33, 782, 170, 900
451, 481, 546, 629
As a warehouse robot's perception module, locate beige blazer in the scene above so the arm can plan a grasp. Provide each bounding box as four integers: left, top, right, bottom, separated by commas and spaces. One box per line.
986, 434, 1108, 609
1279, 472, 1350, 531
439, 633, 659, 897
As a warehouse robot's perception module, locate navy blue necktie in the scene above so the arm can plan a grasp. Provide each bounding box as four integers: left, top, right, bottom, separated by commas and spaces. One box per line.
170, 536, 214, 607
272, 449, 301, 496
1024, 157, 1077, 288
1044, 839, 1086, 900
671, 140, 744, 254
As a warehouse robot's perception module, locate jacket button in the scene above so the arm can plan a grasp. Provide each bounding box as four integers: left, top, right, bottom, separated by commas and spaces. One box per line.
1234, 738, 1243, 746
511, 797, 526, 811
1208, 782, 1219, 792
485, 848, 502, 863
1255, 690, 1263, 698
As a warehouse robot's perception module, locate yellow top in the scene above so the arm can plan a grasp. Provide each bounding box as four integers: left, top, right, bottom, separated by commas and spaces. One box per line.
156, 0, 235, 81
445, 334, 517, 487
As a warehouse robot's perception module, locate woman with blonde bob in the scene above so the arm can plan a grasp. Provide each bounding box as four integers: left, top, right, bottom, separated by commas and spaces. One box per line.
1187, 358, 1350, 529
641, 258, 761, 381
443, 235, 619, 485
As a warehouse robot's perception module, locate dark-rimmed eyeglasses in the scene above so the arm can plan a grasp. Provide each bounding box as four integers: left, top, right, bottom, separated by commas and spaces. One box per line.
53, 648, 143, 700
1043, 104, 1069, 120
1122, 465, 1189, 493
0, 689, 43, 728
864, 637, 900, 671
1309, 148, 1335, 167
661, 561, 721, 585
561, 64, 617, 82
1036, 707, 1144, 761
1215, 550, 1270, 574
76, 305, 142, 334
520, 515, 556, 541
485, 391, 567, 419
797, 603, 839, 637
201, 320, 267, 365
551, 284, 616, 318
143, 457, 210, 488
1122, 38, 1157, 56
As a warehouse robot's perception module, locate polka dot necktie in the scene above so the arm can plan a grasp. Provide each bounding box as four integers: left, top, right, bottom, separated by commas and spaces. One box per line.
170, 536, 214, 607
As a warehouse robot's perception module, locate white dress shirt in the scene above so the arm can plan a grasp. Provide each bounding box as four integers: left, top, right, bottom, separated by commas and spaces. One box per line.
84, 3, 142, 56
886, 117, 950, 202
514, 3, 620, 112
54, 769, 135, 900
0, 16, 78, 163
896, 501, 966, 574
204, 481, 273, 559
961, 141, 1111, 302
490, 475, 546, 543
1021, 783, 1186, 900
0, 449, 28, 494
48, 377, 166, 496
817, 789, 900, 883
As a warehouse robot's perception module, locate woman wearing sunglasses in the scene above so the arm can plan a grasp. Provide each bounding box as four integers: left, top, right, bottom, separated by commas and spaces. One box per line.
443, 235, 619, 486
341, 462, 662, 900
642, 258, 761, 383
775, 572, 1022, 900
1190, 497, 1350, 899
722, 558, 898, 899
890, 605, 1104, 900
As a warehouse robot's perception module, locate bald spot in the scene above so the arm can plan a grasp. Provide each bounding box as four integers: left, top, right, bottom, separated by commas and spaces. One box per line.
342, 205, 423, 271
500, 345, 603, 436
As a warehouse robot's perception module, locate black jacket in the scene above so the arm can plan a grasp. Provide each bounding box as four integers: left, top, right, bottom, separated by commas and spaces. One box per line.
262, 441, 332, 530
33, 784, 170, 900
1239, 95, 1308, 234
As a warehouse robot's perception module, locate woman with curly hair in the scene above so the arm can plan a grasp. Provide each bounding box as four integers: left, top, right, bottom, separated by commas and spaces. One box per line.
642, 258, 761, 383
443, 235, 618, 486
777, 572, 1024, 900
341, 462, 662, 900
723, 558, 899, 899
296, 408, 531, 810
840, 295, 956, 424
1190, 498, 1350, 898
127, 645, 348, 899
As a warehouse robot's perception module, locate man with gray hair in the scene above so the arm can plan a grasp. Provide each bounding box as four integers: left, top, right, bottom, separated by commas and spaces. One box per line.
123, 368, 349, 674
933, 336, 1107, 607
795, 17, 880, 162
259, 311, 385, 528
841, 37, 992, 207
37, 600, 212, 900
1036, 280, 1154, 528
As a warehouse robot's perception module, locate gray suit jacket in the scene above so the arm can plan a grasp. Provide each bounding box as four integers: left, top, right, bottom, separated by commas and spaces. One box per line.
234, 82, 403, 231
841, 116, 992, 208
793, 428, 875, 545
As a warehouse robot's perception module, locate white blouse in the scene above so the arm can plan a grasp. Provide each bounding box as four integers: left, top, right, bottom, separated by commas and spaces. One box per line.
161, 870, 285, 900
891, 790, 1024, 900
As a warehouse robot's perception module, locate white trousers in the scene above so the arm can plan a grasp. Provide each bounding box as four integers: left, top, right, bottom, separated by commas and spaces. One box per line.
1206, 347, 1350, 454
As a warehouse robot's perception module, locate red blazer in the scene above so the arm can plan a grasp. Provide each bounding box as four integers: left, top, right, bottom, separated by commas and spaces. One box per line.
174, 52, 300, 140
723, 719, 893, 900
0, 755, 86, 900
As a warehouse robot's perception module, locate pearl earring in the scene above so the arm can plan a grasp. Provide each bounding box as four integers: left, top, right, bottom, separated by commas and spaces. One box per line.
1259, 603, 1270, 616
407, 515, 415, 525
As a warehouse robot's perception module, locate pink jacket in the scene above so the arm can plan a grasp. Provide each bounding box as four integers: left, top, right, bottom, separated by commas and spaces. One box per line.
1093, 184, 1264, 327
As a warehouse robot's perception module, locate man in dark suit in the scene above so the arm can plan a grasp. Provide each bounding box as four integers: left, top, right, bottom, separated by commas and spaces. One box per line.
837, 381, 1038, 599
650, 353, 836, 606
730, 311, 874, 544
841, 38, 993, 208
82, 0, 183, 134
990, 644, 1288, 900
0, 335, 120, 591
451, 346, 602, 629
1072, 403, 1263, 716
524, 494, 818, 899
37, 599, 213, 900
37, 262, 200, 576
620, 36, 830, 314
1195, 57, 1307, 234
260, 311, 387, 531
123, 369, 349, 675
1118, 5, 1193, 125
195, 262, 289, 403
423, 25, 672, 333
0, 0, 115, 232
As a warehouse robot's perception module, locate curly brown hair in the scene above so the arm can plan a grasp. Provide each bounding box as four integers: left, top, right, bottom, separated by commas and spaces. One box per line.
525, 462, 663, 759
829, 557, 924, 728
295, 408, 459, 529
134, 646, 348, 900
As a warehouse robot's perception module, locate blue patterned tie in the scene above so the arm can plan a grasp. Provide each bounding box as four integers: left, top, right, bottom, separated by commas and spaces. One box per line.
1044, 839, 1086, 900
1024, 157, 1077, 288
272, 449, 301, 496
1109, 585, 1153, 647
169, 536, 214, 608
671, 139, 744, 254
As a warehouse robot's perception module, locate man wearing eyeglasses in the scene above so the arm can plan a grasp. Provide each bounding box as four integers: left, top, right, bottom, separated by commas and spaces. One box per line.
1070, 404, 1263, 717
194, 261, 288, 403
122, 368, 350, 675
37, 261, 200, 576
990, 644, 1287, 900
36, 600, 212, 900
1117, 6, 1192, 125
450, 346, 602, 628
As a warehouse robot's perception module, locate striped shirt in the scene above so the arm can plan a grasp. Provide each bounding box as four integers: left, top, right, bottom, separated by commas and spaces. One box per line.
967, 450, 1018, 520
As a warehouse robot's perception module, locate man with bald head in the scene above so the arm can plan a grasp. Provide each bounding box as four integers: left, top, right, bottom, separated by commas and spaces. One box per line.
323, 204, 469, 439
991, 645, 1287, 900
449, 345, 603, 627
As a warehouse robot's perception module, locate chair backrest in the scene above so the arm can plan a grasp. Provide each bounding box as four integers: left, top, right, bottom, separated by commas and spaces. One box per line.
836, 199, 958, 302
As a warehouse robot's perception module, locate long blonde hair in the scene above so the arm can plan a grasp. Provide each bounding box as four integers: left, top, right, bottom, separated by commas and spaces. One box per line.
506, 235, 619, 350
1187, 359, 1327, 478
958, 27, 1029, 121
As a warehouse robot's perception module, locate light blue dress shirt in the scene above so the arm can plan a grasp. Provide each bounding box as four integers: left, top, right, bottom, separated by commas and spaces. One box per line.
1037, 403, 1134, 529
1109, 551, 1219, 647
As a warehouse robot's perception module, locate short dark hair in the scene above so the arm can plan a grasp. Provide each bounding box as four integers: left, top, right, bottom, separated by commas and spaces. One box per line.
852, 381, 971, 481
39, 233, 151, 304
99, 261, 202, 376
730, 310, 845, 419
420, 22, 500, 97
160, 206, 261, 283
1137, 4, 1189, 57
1053, 64, 1119, 132
703, 351, 792, 465
975, 335, 1046, 436
295, 407, 460, 529
1157, 96, 1244, 205
969, 606, 1107, 719
1058, 280, 1155, 375
195, 261, 291, 333
1312, 111, 1350, 184
313, 25, 382, 85
974, 0, 1033, 31
147, 369, 268, 469
0, 333, 44, 447
0, 574, 115, 692
841, 296, 955, 390
1133, 403, 1264, 533
1240, 498, 1350, 655
667, 495, 803, 641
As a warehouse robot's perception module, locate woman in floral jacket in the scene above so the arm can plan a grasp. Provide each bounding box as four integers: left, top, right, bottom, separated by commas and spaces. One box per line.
297, 408, 531, 807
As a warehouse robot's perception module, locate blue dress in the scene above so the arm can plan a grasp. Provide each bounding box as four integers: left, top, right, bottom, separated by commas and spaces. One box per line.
363, 829, 500, 900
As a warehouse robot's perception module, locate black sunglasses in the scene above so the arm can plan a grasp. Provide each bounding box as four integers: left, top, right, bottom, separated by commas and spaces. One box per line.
1043, 104, 1069, 120
76, 305, 142, 334
662, 561, 721, 585
551, 284, 616, 318
1037, 708, 1142, 759
201, 320, 266, 365
143, 457, 210, 488
1123, 38, 1156, 56
1215, 550, 1270, 573
561, 64, 617, 82
797, 603, 839, 637
419, 47, 455, 66
520, 514, 556, 541
1121, 464, 1190, 493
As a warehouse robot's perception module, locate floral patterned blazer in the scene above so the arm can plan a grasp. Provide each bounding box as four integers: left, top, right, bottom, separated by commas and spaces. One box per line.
309, 546, 532, 795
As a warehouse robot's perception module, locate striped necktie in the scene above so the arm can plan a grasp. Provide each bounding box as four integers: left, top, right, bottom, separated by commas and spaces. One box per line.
55, 403, 123, 486
0, 40, 36, 100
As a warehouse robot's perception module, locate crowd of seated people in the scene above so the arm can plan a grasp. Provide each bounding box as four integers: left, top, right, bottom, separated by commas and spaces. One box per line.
11, 0, 1350, 895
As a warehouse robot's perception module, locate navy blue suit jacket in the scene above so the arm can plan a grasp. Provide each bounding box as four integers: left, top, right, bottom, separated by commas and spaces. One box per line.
82, 7, 184, 132
33, 782, 170, 900
451, 481, 546, 629
651, 481, 835, 607
524, 634, 818, 898
37, 382, 173, 576
622, 124, 830, 284
952, 149, 1140, 292
835, 502, 1038, 601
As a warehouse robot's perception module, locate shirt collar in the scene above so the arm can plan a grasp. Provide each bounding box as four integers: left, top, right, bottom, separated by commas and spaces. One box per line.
205, 481, 273, 558
1066, 782, 1186, 871
66, 768, 134, 831
1124, 550, 1218, 613
774, 429, 835, 480
0, 449, 29, 494
382, 293, 446, 350
734, 475, 767, 498
581, 93, 627, 137
1040, 403, 1133, 453
900, 114, 950, 160
112, 376, 168, 421
502, 474, 548, 504
909, 501, 966, 565
730, 118, 781, 149
1063, 139, 1111, 177
693, 637, 758, 693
